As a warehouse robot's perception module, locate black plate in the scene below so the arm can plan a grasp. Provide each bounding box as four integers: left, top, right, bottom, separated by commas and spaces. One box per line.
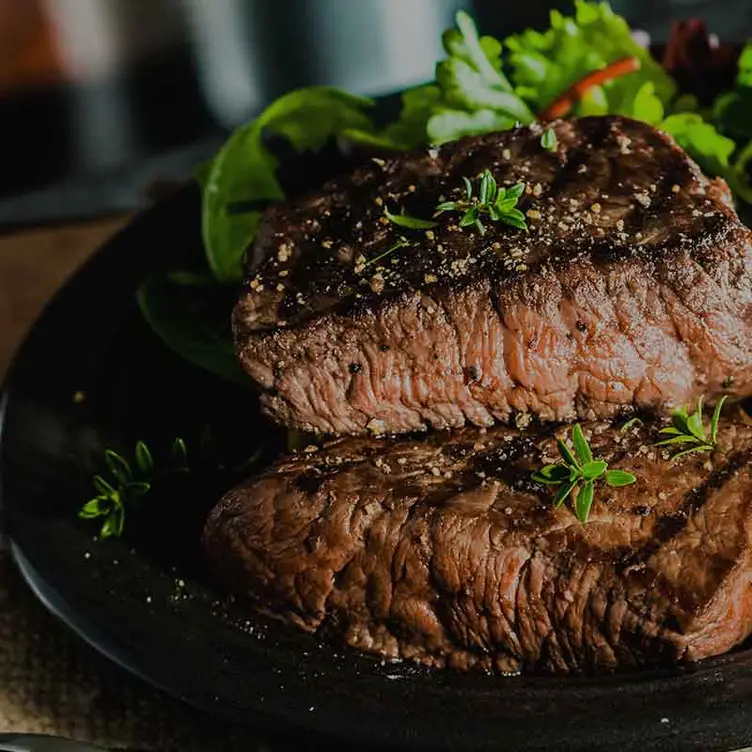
3, 185, 752, 752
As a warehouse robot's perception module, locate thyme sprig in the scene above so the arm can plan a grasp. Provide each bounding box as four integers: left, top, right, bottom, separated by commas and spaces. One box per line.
532, 424, 636, 523
78, 439, 188, 539
434, 169, 527, 234
654, 396, 727, 461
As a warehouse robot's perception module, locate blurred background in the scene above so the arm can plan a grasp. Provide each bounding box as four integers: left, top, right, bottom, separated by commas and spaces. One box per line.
0, 0, 749, 225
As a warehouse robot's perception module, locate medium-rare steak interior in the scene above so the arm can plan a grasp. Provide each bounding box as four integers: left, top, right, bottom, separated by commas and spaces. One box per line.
203, 413, 752, 675
234, 116, 752, 436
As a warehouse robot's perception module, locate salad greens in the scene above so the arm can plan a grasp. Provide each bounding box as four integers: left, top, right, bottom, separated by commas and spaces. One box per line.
137, 1, 752, 385
505, 0, 674, 123
201, 87, 375, 284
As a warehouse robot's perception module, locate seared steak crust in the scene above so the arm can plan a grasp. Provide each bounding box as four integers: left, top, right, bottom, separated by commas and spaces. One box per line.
234, 116, 752, 435
203, 414, 752, 675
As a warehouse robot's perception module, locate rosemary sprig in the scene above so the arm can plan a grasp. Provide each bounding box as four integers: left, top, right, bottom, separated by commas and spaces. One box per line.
78, 439, 188, 539
532, 424, 636, 524
434, 169, 527, 234
654, 396, 728, 461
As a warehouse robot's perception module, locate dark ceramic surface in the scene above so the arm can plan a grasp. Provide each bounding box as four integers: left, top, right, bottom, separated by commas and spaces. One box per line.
2, 186, 752, 752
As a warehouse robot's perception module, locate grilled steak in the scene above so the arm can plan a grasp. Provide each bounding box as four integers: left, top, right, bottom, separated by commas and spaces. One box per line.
204, 412, 752, 674
234, 116, 752, 436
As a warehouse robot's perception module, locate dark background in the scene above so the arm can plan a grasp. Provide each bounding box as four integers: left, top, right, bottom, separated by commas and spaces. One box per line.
0, 0, 749, 225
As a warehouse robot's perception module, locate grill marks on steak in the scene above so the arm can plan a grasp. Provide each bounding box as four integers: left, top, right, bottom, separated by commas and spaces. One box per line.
233, 116, 752, 435
203, 414, 752, 674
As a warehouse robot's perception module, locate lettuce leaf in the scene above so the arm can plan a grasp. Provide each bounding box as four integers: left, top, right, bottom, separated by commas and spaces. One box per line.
201, 87, 375, 283
346, 11, 533, 149
662, 113, 752, 203
505, 0, 675, 123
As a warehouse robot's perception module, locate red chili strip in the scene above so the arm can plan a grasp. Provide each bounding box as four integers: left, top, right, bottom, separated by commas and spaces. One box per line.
539, 56, 642, 121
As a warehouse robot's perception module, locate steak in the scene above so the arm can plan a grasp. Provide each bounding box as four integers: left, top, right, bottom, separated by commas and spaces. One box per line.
234, 116, 752, 436
203, 412, 752, 674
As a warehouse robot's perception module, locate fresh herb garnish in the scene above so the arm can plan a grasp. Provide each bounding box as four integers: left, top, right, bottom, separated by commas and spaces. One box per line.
654, 396, 728, 461
78, 440, 188, 539
540, 128, 558, 150
532, 424, 636, 523
384, 208, 438, 230
620, 416, 642, 432
435, 169, 527, 234
361, 237, 412, 270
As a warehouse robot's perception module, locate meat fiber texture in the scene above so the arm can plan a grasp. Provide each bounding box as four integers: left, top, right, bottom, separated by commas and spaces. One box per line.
203, 413, 752, 674
234, 116, 752, 436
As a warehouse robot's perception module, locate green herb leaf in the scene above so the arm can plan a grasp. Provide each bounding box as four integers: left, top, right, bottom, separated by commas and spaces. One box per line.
670, 445, 715, 462
557, 439, 579, 469
79, 498, 108, 519
384, 208, 438, 230
574, 481, 595, 523
105, 450, 132, 485
438, 173, 527, 234
620, 417, 642, 432
686, 397, 707, 442
657, 426, 684, 436
654, 435, 703, 447
434, 201, 458, 214
125, 481, 151, 500
605, 470, 636, 487
572, 424, 593, 464
362, 238, 412, 269
502, 183, 526, 201
100, 506, 124, 540
653, 396, 727, 460
93, 475, 116, 497
532, 464, 572, 485
134, 441, 154, 475
137, 273, 249, 387
554, 480, 577, 507
534, 422, 638, 524
479, 170, 492, 204
499, 209, 528, 231
581, 460, 607, 480
172, 437, 188, 465
540, 128, 557, 151
710, 395, 728, 444
460, 208, 479, 227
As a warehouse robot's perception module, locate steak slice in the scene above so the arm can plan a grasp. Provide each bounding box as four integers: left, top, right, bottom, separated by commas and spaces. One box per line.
234, 115, 752, 436
203, 412, 752, 675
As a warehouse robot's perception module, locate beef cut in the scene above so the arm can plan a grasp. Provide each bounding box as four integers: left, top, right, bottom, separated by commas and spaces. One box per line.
203, 412, 752, 674
233, 116, 752, 436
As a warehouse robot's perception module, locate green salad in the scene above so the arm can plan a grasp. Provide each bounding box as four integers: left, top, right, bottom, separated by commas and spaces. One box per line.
139, 1, 752, 384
